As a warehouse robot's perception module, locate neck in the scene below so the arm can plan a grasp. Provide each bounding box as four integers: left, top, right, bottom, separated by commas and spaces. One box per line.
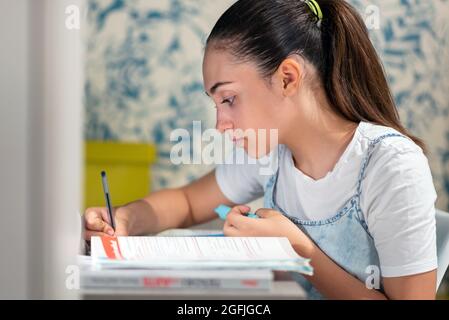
282, 95, 359, 181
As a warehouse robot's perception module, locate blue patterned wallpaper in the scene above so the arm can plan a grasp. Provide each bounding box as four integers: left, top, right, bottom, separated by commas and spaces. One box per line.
85, 0, 449, 211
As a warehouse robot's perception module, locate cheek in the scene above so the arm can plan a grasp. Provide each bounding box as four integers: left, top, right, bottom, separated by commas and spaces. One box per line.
249, 92, 279, 123
234, 100, 280, 157
236, 101, 270, 130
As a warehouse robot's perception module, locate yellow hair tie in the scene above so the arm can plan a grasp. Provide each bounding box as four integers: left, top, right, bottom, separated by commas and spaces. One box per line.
305, 0, 323, 23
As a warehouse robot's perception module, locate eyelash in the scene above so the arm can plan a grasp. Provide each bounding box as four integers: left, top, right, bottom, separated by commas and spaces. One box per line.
221, 96, 236, 106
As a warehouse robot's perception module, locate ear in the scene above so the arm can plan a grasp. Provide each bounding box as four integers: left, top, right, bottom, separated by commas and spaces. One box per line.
276, 57, 303, 97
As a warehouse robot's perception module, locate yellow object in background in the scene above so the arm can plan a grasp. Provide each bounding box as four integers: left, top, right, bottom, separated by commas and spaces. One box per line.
84, 141, 157, 210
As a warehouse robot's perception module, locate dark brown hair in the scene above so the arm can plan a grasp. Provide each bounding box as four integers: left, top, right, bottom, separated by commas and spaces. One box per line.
206, 0, 427, 153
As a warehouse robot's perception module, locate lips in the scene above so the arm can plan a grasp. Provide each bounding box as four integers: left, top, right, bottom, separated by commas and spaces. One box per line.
232, 137, 245, 147
225, 131, 245, 145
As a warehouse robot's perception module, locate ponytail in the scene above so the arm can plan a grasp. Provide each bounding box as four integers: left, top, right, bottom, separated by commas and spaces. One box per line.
318, 0, 427, 152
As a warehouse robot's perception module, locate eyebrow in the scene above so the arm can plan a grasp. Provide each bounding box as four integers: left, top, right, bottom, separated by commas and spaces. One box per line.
205, 81, 234, 96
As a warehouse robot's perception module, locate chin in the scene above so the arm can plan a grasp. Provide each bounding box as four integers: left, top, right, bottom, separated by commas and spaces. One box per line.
243, 142, 277, 160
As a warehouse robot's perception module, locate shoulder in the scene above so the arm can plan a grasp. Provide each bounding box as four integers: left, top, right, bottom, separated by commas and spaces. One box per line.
358, 122, 436, 205
358, 123, 437, 219
357, 122, 426, 173
358, 121, 423, 154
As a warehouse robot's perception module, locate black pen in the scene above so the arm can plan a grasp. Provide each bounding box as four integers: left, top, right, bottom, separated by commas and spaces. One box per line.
101, 171, 116, 231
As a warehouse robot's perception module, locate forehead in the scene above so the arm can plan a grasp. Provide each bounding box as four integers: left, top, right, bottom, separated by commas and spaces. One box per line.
203, 48, 238, 79
202, 48, 258, 91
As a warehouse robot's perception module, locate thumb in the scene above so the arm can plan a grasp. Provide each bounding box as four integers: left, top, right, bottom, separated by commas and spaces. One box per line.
254, 208, 276, 219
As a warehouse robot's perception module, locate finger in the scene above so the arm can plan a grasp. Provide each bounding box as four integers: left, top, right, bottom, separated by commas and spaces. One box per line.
85, 207, 107, 217
84, 210, 103, 230
84, 211, 114, 235
84, 230, 111, 240
85, 214, 113, 234
223, 223, 240, 237
86, 207, 114, 229
99, 207, 115, 226
226, 212, 251, 228
230, 205, 251, 216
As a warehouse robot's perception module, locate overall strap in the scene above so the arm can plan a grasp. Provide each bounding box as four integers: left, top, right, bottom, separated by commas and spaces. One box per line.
356, 133, 407, 198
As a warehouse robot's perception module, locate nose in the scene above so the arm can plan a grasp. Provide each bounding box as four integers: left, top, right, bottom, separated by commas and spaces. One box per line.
216, 120, 233, 134
215, 109, 233, 134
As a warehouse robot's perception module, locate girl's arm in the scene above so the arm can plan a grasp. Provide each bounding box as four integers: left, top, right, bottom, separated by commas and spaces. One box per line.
295, 242, 437, 300
128, 169, 234, 235
84, 170, 235, 238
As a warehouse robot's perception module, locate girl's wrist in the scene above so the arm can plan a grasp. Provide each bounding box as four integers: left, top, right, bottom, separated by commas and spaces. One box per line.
121, 199, 155, 235
115, 206, 135, 233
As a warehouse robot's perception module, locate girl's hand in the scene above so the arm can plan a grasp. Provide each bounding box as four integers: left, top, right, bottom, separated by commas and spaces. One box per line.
223, 205, 315, 256
83, 206, 133, 240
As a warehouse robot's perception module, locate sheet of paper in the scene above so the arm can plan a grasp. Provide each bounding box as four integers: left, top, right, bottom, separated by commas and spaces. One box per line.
90, 236, 313, 275
156, 229, 224, 237
92, 236, 300, 261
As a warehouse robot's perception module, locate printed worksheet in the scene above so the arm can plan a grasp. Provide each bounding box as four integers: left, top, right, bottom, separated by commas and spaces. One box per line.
90, 236, 313, 275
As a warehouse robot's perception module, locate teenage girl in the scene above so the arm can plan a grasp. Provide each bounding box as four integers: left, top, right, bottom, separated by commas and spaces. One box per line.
84, 0, 437, 299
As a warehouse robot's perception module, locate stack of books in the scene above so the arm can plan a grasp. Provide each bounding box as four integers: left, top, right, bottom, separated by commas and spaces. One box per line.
80, 230, 312, 291
80, 267, 274, 290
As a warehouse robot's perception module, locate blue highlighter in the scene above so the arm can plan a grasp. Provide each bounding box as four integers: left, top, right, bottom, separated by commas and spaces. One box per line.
214, 204, 259, 220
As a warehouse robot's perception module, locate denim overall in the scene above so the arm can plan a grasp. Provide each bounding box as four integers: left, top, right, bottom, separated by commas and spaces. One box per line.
263, 133, 406, 299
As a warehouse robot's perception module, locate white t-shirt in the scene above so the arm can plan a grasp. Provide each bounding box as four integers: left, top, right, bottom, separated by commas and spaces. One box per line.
215, 121, 438, 277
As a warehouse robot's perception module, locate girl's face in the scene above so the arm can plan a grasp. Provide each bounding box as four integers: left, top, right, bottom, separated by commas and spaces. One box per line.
202, 48, 285, 159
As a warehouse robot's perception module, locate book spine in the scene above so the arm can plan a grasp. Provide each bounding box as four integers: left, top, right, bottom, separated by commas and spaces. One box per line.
81, 276, 271, 290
